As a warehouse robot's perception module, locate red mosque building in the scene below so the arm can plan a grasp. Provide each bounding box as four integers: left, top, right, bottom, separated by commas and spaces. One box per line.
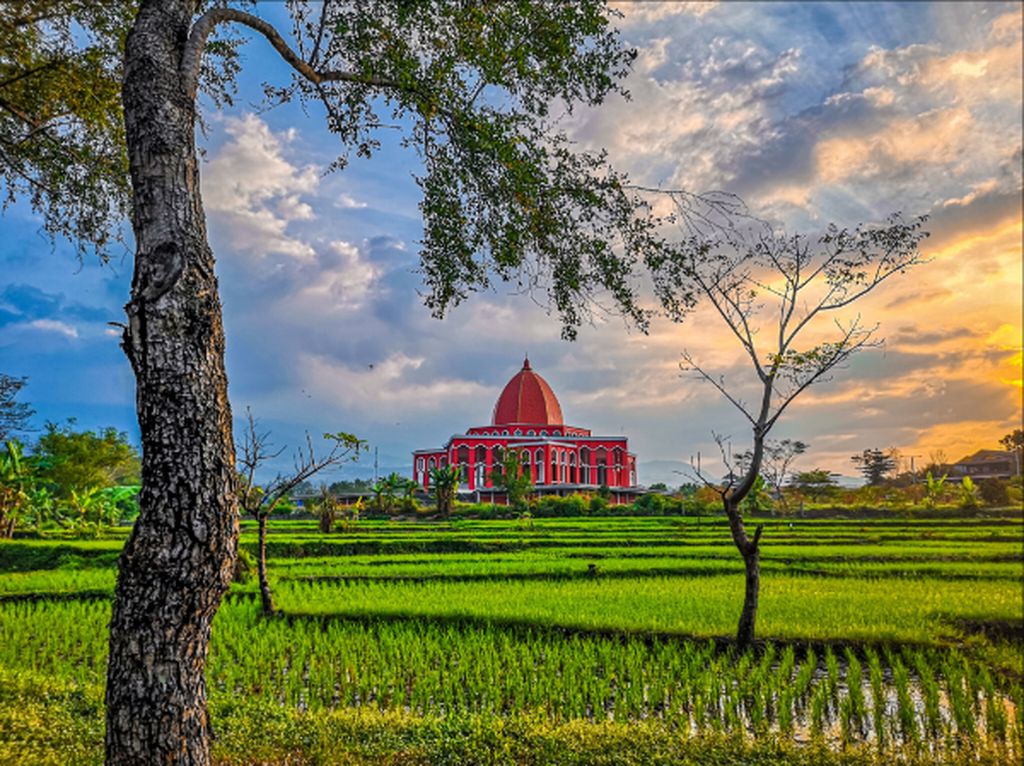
412, 358, 641, 504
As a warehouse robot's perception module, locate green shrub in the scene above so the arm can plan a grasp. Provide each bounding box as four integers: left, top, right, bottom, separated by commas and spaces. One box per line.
977, 479, 1009, 507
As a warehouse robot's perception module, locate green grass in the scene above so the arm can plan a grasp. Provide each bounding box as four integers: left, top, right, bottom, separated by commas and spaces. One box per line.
1, 514, 1022, 765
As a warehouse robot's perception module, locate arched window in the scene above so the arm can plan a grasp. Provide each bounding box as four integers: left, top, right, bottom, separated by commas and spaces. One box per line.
540, 430, 547, 437
569, 452, 577, 484
535, 449, 545, 483
596, 447, 608, 486
580, 447, 591, 485
491, 446, 504, 480
527, 430, 535, 436
514, 428, 522, 436
475, 463, 486, 487
553, 430, 561, 436
428, 457, 436, 470
503, 429, 509, 436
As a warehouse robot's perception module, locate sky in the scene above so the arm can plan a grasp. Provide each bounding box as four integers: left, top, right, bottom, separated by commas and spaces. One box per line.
1, 1, 1021, 485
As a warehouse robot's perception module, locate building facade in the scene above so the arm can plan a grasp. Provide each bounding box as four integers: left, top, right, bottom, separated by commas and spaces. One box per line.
949, 449, 1020, 481
412, 358, 640, 503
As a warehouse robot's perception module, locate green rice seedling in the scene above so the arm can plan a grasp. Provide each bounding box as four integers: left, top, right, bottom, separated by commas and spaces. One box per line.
978, 667, 1008, 743
844, 649, 865, 736
892, 656, 918, 749
839, 694, 855, 747
792, 648, 817, 713
909, 648, 942, 739
809, 681, 828, 741
825, 647, 841, 713
867, 647, 886, 750
943, 651, 975, 746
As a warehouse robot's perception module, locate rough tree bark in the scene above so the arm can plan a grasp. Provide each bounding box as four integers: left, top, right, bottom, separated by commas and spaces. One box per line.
105, 2, 237, 764
256, 513, 275, 615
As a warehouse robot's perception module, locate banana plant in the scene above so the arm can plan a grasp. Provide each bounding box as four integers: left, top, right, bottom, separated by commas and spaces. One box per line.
400, 477, 420, 512
0, 440, 34, 538
958, 476, 980, 510
923, 472, 947, 510
429, 465, 462, 519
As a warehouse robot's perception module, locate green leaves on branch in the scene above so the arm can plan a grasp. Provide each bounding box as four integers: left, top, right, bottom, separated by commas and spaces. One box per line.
489, 449, 534, 510
0, 1, 133, 259
281, 0, 660, 340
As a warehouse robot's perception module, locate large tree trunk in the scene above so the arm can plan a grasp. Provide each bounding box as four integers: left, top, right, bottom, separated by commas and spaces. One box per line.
257, 513, 275, 615
106, 2, 238, 764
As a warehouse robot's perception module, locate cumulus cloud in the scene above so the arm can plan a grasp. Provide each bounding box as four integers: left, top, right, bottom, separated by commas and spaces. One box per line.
291, 240, 382, 313
202, 114, 320, 260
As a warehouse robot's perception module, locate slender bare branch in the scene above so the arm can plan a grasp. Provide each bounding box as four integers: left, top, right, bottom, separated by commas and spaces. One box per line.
680, 352, 756, 426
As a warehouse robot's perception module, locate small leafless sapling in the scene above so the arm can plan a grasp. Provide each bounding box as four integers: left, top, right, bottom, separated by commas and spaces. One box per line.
237, 408, 363, 615
650, 192, 929, 646
734, 438, 809, 512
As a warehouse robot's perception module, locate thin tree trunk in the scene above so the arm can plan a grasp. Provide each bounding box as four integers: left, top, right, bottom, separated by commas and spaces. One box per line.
106, 2, 237, 764
318, 509, 332, 533
737, 545, 760, 647
257, 513, 275, 615
723, 498, 762, 649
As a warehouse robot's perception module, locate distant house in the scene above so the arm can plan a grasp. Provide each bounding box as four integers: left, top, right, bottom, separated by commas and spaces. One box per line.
948, 450, 1019, 481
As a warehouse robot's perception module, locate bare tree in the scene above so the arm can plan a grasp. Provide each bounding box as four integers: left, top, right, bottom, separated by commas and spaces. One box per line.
652, 193, 929, 647
237, 409, 362, 616
734, 438, 808, 512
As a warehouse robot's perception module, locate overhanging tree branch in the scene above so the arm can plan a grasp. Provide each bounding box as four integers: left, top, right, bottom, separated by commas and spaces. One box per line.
182, 7, 401, 99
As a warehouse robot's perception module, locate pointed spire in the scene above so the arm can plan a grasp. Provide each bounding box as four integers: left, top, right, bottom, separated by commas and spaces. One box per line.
523, 354, 531, 370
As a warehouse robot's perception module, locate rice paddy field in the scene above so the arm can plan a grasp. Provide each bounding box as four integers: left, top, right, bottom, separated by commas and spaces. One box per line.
1, 513, 1022, 765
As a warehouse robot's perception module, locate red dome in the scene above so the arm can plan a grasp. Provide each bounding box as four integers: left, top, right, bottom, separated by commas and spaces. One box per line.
492, 358, 564, 426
